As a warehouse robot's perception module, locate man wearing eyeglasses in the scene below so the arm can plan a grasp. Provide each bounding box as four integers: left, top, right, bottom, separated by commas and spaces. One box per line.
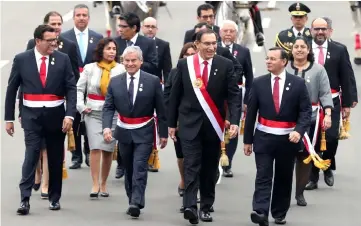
183, 3, 221, 44
275, 2, 312, 53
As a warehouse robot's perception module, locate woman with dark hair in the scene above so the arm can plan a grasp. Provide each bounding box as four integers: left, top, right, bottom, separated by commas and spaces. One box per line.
286, 36, 333, 206
77, 38, 126, 198
164, 42, 197, 211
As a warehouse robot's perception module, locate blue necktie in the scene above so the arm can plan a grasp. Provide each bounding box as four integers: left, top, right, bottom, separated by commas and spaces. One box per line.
78, 32, 86, 62
128, 76, 135, 109
127, 40, 133, 47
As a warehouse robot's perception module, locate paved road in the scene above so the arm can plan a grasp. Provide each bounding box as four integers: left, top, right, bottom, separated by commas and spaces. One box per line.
1, 1, 360, 226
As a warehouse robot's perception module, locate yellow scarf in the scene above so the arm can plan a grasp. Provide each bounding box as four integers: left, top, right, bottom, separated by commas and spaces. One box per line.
98, 60, 117, 96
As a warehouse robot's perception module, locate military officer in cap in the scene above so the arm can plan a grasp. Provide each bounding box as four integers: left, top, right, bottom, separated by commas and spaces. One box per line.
275, 2, 312, 53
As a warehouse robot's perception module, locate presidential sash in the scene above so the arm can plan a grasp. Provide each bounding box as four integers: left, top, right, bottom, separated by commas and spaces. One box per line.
187, 54, 225, 141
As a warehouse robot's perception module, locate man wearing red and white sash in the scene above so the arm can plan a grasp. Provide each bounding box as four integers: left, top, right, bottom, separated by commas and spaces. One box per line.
4, 25, 76, 215
102, 46, 167, 218
243, 47, 311, 226
168, 29, 241, 224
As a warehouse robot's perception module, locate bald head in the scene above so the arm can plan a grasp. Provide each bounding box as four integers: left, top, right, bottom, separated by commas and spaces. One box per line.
311, 17, 328, 45
311, 17, 327, 28
142, 17, 158, 38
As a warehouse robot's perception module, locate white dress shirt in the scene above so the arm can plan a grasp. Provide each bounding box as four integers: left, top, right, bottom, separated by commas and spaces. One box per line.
271, 70, 286, 107
127, 70, 140, 104
74, 27, 89, 54
128, 33, 139, 46
198, 53, 212, 80
293, 27, 305, 37
312, 40, 328, 65
34, 48, 49, 76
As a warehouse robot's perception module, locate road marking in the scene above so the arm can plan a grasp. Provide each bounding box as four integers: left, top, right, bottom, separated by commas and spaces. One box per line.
0, 60, 9, 69
262, 18, 271, 29
267, 0, 276, 8
62, 10, 74, 22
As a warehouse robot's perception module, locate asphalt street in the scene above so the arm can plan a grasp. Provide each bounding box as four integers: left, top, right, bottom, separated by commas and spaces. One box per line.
0, 1, 360, 226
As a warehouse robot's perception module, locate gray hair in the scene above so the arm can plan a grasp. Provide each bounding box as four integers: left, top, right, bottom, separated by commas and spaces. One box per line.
322, 17, 332, 29
122, 46, 143, 61
73, 4, 90, 17
220, 20, 238, 32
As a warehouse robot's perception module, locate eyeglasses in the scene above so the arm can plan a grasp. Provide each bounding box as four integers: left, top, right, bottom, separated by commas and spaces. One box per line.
313, 27, 327, 32
42, 38, 57, 44
200, 41, 217, 47
118, 24, 130, 28
200, 15, 214, 19
143, 25, 157, 29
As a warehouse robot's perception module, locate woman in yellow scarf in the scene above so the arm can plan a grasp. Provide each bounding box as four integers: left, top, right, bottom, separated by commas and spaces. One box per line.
76, 38, 125, 198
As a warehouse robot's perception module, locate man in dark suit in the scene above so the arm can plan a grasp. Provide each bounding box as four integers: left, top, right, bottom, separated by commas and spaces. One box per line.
184, 3, 221, 44
102, 46, 167, 217
323, 16, 358, 108
243, 47, 311, 226
62, 4, 104, 169
113, 12, 159, 178
219, 19, 254, 177
141, 17, 172, 83
168, 29, 241, 224
306, 18, 354, 190
5, 25, 76, 215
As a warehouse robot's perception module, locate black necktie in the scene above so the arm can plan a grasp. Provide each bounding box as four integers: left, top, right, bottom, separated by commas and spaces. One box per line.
128, 76, 135, 108
127, 40, 133, 47
226, 45, 231, 49
298, 32, 302, 36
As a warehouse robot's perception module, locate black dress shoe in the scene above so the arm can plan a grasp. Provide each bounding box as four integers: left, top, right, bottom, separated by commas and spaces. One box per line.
41, 193, 49, 199
127, 205, 140, 218
69, 162, 81, 169
33, 183, 41, 191
223, 168, 233, 177
178, 186, 185, 197
274, 218, 286, 225
199, 210, 213, 222
305, 181, 318, 190
17, 201, 30, 215
295, 194, 307, 206
250, 211, 269, 226
49, 201, 61, 210
115, 167, 124, 179
184, 208, 199, 224
324, 170, 334, 187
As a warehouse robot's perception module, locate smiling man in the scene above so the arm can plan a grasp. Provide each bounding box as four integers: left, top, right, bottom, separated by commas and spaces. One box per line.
275, 2, 312, 53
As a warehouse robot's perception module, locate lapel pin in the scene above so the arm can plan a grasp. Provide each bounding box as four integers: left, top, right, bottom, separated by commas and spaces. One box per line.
307, 79, 310, 83
286, 87, 290, 91
215, 69, 218, 71
51, 58, 55, 65
59, 41, 63, 49
327, 55, 330, 59
156, 46, 158, 48
288, 83, 291, 86
89, 37, 93, 43
140, 83, 143, 88
139, 88, 143, 92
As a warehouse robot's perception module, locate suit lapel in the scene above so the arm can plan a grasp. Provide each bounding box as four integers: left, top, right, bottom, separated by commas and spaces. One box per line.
207, 56, 218, 91
30, 51, 44, 88
45, 53, 56, 88
265, 74, 277, 114
132, 71, 144, 111
279, 74, 292, 113
324, 41, 332, 68
85, 30, 95, 64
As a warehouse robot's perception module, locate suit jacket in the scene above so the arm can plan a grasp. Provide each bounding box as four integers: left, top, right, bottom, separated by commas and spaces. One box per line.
243, 72, 312, 151
61, 28, 103, 68
154, 37, 172, 82
164, 68, 177, 109
330, 39, 358, 103
322, 40, 354, 107
5, 50, 77, 132
216, 45, 243, 82
114, 34, 158, 75
223, 43, 253, 104
167, 54, 241, 141
26, 36, 79, 80
102, 70, 167, 144
183, 25, 221, 44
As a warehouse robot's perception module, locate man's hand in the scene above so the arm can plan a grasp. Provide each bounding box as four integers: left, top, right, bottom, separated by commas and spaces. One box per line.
83, 108, 92, 114
352, 102, 357, 108
103, 128, 113, 143
228, 124, 239, 139
225, 120, 230, 129
289, 131, 301, 143
160, 138, 168, 149
62, 118, 73, 133
168, 127, 177, 142
244, 144, 252, 156
343, 107, 351, 118
323, 115, 332, 130
6, 122, 14, 136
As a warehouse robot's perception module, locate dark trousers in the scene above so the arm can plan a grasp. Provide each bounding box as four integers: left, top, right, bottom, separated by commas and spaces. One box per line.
71, 112, 89, 163
181, 123, 221, 212
116, 150, 124, 169
310, 98, 340, 182
224, 136, 238, 170
252, 131, 297, 218
118, 142, 153, 209
20, 129, 65, 202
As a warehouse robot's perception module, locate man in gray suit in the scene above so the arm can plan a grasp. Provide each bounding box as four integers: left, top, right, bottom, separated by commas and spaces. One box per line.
102, 46, 168, 218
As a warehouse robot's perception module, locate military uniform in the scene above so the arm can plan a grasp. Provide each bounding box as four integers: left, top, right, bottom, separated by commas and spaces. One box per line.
275, 2, 312, 52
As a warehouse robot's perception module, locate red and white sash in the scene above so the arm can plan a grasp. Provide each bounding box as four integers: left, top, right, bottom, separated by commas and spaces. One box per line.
331, 88, 339, 99
87, 93, 106, 105
311, 102, 325, 146
187, 54, 225, 141
117, 115, 154, 130
256, 117, 296, 135
23, 94, 64, 108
